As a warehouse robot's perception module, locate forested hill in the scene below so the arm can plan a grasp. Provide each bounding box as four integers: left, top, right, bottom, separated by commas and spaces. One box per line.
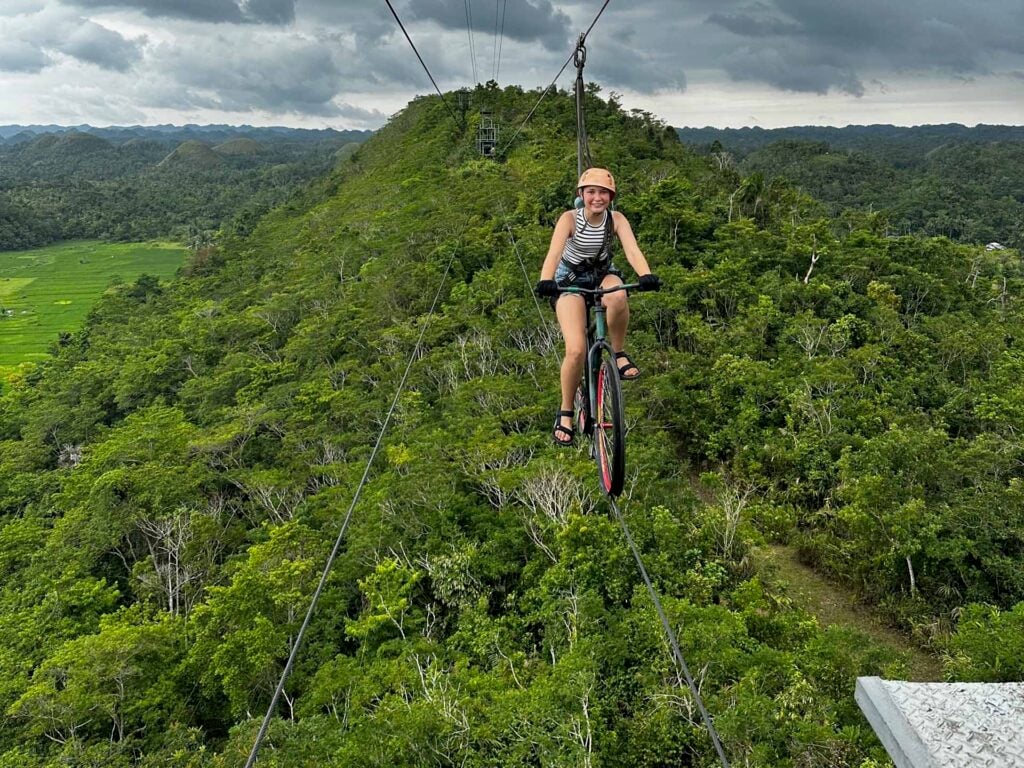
675, 123, 1024, 158
0, 125, 370, 250
0, 124, 370, 146
1, 85, 1023, 766
677, 124, 1024, 248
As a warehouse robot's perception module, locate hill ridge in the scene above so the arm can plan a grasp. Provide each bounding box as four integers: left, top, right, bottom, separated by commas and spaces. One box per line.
1, 86, 1022, 767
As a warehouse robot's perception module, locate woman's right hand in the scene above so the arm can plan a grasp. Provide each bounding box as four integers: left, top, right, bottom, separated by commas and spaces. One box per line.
535, 279, 559, 298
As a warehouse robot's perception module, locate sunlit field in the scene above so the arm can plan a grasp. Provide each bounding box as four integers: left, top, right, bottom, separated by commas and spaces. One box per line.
0, 240, 184, 368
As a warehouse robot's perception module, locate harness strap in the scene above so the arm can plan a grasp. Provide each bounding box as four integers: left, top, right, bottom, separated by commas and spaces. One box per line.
600, 209, 615, 262
560, 210, 616, 283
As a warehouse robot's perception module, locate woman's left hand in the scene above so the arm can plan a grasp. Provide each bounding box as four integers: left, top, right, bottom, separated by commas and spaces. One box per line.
638, 273, 661, 292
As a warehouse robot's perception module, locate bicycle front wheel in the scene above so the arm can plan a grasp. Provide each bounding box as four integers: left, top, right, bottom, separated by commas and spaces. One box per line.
594, 355, 625, 496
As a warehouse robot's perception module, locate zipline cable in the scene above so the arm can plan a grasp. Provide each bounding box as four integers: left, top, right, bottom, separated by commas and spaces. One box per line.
491, 0, 500, 82
499, 198, 732, 764
496, 0, 507, 81
496, 50, 574, 156
465, 0, 479, 84
499, 206, 732, 764
491, 0, 498, 81
499, 183, 730, 765
496, 122, 730, 765
384, 0, 464, 129
574, 35, 593, 177
607, 495, 732, 768
497, 0, 612, 157
580, 0, 612, 42
244, 247, 460, 768
496, 197, 560, 365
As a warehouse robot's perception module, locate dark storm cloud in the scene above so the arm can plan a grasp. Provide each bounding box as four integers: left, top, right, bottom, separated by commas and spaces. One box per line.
63, 20, 142, 71
289, 0, 393, 41
407, 0, 572, 53
149, 34, 344, 114
242, 0, 294, 25
10, 0, 1023, 126
334, 102, 389, 123
705, 0, 1024, 94
0, 39, 51, 72
725, 45, 864, 96
1, 8, 142, 73
586, 31, 686, 92
558, 4, 691, 93
706, 7, 800, 37
68, 0, 295, 24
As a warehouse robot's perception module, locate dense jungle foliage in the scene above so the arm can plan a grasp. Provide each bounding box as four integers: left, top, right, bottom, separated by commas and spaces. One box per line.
1, 84, 1023, 767
0, 126, 369, 251
678, 124, 1024, 249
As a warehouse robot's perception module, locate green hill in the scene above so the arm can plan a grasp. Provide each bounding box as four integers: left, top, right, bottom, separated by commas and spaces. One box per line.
679, 125, 1024, 247
1, 86, 1022, 766
157, 140, 226, 168
23, 130, 112, 155
0, 128, 362, 250
213, 137, 265, 156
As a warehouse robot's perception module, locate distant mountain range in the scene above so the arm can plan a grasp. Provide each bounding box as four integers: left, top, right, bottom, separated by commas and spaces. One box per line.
676, 123, 1024, 159
677, 122, 1024, 247
0, 123, 372, 146
0, 124, 373, 250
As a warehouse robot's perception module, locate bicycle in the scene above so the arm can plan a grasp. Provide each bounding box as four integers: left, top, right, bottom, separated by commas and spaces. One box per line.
560, 282, 640, 497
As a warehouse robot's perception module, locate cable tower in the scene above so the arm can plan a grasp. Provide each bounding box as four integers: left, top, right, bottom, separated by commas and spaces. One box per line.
477, 108, 498, 156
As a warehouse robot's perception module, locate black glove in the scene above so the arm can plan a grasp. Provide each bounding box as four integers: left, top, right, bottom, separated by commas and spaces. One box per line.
638, 273, 662, 292
535, 279, 559, 298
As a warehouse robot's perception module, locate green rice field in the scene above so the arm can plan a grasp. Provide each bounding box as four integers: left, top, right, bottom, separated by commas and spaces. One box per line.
0, 240, 185, 368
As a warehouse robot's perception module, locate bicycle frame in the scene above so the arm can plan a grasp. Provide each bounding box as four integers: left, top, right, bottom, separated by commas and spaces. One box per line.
584, 293, 615, 426
562, 282, 638, 404
560, 282, 639, 495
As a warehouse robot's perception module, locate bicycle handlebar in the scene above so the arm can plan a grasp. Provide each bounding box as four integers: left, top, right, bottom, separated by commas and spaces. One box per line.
559, 282, 641, 296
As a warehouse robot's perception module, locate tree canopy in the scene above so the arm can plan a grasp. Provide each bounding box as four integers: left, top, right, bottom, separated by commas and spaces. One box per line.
1, 85, 1021, 766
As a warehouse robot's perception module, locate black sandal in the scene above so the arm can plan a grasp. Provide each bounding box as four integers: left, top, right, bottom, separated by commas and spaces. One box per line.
552, 409, 575, 446
615, 351, 641, 380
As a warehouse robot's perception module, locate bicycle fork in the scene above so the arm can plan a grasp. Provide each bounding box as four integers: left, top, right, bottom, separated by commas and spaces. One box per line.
589, 302, 609, 407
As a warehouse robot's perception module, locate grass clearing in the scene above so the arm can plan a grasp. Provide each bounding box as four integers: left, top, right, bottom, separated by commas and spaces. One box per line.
0, 240, 185, 368
761, 544, 944, 681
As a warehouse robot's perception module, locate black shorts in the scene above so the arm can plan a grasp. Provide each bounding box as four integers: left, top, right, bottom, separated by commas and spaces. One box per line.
550, 260, 624, 309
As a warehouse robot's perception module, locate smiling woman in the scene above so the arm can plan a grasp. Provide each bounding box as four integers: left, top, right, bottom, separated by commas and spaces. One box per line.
0, 240, 184, 368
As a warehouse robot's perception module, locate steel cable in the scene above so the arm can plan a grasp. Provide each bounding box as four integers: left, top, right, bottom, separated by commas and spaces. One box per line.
493, 0, 507, 82
496, 196, 560, 365
243, 247, 460, 767
607, 495, 732, 768
497, 0, 613, 157
465, 0, 479, 84
498, 165, 731, 768
384, 0, 464, 129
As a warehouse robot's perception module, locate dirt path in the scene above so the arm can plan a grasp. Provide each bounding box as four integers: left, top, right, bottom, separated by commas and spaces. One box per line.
760, 544, 944, 681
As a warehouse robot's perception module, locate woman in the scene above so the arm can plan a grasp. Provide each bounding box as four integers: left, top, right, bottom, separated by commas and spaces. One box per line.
535, 167, 660, 446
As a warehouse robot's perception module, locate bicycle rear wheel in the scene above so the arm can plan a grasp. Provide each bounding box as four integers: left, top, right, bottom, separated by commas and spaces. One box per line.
594, 355, 625, 496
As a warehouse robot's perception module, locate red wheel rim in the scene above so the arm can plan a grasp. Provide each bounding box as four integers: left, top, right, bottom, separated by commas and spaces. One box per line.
596, 366, 612, 491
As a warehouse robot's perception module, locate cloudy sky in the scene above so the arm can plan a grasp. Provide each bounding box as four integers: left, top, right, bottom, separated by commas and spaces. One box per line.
2, 0, 1024, 130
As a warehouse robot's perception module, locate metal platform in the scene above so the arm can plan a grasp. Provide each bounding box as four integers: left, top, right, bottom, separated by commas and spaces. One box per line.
856, 677, 1024, 767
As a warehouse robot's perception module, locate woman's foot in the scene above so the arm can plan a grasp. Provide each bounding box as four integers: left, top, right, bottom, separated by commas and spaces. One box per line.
615, 351, 641, 380
553, 409, 575, 446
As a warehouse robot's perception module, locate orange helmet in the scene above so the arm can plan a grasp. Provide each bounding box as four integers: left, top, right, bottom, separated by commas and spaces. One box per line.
577, 167, 616, 199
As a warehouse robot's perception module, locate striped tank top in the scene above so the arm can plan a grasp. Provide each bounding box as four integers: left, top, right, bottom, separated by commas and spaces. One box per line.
561, 208, 613, 268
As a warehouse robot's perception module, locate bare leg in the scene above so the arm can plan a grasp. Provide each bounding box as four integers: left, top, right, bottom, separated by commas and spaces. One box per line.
554, 294, 587, 439
602, 273, 629, 353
